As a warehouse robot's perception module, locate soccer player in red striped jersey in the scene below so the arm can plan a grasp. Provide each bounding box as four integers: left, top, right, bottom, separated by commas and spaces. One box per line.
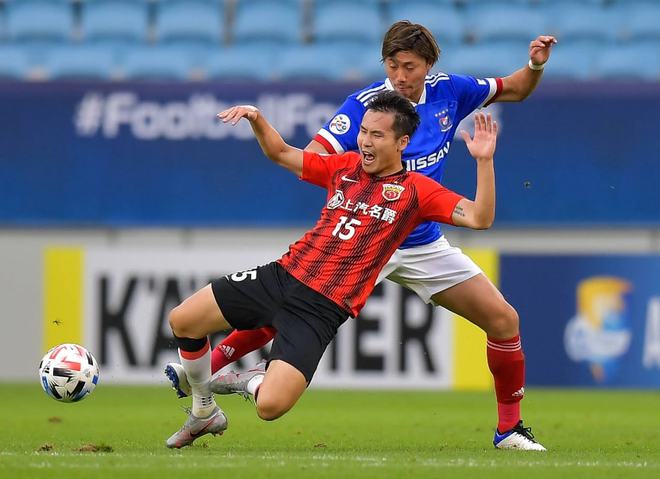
167, 21, 553, 451
165, 92, 500, 449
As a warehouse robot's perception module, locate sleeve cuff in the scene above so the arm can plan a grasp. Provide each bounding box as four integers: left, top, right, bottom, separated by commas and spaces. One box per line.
482, 77, 503, 107
315, 129, 344, 154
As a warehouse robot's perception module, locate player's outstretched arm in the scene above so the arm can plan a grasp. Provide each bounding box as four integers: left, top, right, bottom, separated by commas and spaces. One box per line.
218, 105, 303, 177
497, 35, 557, 102
452, 113, 497, 229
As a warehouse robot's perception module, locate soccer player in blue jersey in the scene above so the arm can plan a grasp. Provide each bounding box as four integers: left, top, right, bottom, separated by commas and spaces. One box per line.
166, 21, 555, 451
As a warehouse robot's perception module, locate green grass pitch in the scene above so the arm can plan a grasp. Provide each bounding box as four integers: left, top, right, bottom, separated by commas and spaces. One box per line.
1, 384, 659, 479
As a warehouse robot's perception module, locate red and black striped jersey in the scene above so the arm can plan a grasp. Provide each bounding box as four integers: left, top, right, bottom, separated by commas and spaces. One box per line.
278, 151, 464, 317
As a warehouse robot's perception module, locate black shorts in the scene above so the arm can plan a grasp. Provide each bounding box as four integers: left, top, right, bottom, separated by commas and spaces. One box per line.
211, 261, 349, 383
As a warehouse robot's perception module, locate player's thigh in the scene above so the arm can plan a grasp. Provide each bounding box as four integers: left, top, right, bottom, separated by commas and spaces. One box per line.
390, 239, 482, 304
431, 273, 519, 337
256, 359, 307, 420
213, 261, 290, 331
170, 284, 232, 336
269, 282, 348, 384
376, 248, 401, 285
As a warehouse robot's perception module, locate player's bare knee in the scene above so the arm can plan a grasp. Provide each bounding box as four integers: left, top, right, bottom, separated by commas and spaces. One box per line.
489, 303, 520, 338
504, 305, 520, 333
168, 305, 192, 337
255, 398, 287, 421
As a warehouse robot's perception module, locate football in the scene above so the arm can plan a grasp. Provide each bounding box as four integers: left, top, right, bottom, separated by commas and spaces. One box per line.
38, 344, 100, 403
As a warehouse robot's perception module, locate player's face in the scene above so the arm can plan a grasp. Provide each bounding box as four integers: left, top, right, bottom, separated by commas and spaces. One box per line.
357, 110, 409, 177
384, 51, 432, 103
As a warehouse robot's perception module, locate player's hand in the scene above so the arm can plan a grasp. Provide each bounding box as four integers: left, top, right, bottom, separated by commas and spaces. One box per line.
460, 113, 497, 161
217, 105, 259, 125
529, 35, 557, 66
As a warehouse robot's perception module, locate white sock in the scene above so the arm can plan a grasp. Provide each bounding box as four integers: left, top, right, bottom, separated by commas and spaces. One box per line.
178, 342, 217, 417
246, 374, 264, 397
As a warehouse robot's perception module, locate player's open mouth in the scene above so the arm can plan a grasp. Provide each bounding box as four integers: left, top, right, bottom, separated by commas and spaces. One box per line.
362, 151, 375, 165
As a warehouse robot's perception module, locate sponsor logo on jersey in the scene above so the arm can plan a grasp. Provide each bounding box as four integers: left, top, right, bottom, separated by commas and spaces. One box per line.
435, 109, 453, 132
341, 175, 358, 183
325, 190, 399, 223
327, 190, 345, 209
329, 114, 351, 135
405, 141, 451, 171
382, 184, 405, 201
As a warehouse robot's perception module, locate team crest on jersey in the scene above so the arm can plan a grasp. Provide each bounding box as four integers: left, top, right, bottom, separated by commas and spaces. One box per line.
329, 114, 351, 135
435, 109, 453, 132
382, 184, 405, 201
327, 190, 345, 209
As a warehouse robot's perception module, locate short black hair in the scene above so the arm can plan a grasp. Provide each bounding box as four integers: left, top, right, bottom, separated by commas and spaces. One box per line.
382, 21, 440, 66
366, 91, 420, 139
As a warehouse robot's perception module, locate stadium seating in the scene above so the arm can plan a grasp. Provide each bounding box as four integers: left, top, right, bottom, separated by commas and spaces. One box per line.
533, 0, 606, 4
467, 4, 546, 44
4, 0, 73, 43
156, 0, 223, 45
233, 0, 301, 45
277, 44, 353, 81
549, 5, 621, 43
81, 1, 149, 45
121, 45, 194, 80
328, 0, 382, 4
541, 40, 597, 81
462, 0, 536, 6
0, 46, 32, 79
205, 44, 277, 80
463, 0, 541, 4
387, 2, 465, 47
622, 3, 660, 41
0, 0, 658, 82
594, 42, 660, 81
313, 2, 383, 45
441, 42, 523, 78
352, 41, 388, 80
45, 44, 117, 80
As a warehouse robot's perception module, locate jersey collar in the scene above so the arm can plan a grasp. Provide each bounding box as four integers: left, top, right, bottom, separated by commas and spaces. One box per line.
384, 78, 427, 106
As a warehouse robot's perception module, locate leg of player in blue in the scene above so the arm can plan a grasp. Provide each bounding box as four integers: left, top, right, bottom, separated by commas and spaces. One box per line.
164, 362, 191, 399
493, 420, 546, 451
487, 336, 545, 451
430, 271, 546, 451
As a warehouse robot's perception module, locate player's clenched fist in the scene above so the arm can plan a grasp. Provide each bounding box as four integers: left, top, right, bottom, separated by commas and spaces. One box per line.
217, 105, 259, 125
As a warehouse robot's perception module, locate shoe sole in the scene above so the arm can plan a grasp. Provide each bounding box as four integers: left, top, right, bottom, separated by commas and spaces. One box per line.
168, 429, 225, 449
164, 364, 189, 399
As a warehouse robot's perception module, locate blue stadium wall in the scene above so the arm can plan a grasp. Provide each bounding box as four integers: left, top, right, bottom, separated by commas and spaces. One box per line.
1, 80, 659, 227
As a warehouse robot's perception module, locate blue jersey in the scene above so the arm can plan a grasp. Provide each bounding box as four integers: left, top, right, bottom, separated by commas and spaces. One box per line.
314, 73, 502, 248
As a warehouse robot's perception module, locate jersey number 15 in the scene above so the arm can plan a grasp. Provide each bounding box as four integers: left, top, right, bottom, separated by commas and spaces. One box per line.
332, 216, 361, 240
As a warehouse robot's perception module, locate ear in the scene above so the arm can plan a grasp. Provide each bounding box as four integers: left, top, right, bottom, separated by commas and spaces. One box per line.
397, 135, 410, 152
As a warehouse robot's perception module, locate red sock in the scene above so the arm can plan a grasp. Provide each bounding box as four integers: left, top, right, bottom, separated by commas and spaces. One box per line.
487, 335, 525, 433
211, 327, 276, 373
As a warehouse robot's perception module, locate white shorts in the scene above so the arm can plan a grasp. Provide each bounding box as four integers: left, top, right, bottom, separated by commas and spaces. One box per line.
376, 236, 482, 306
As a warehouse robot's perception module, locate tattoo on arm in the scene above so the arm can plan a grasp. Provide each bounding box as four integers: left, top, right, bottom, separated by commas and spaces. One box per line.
453, 204, 466, 217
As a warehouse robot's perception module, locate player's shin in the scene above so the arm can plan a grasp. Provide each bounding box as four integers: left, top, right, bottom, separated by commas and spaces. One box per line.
175, 335, 216, 417
487, 335, 525, 433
